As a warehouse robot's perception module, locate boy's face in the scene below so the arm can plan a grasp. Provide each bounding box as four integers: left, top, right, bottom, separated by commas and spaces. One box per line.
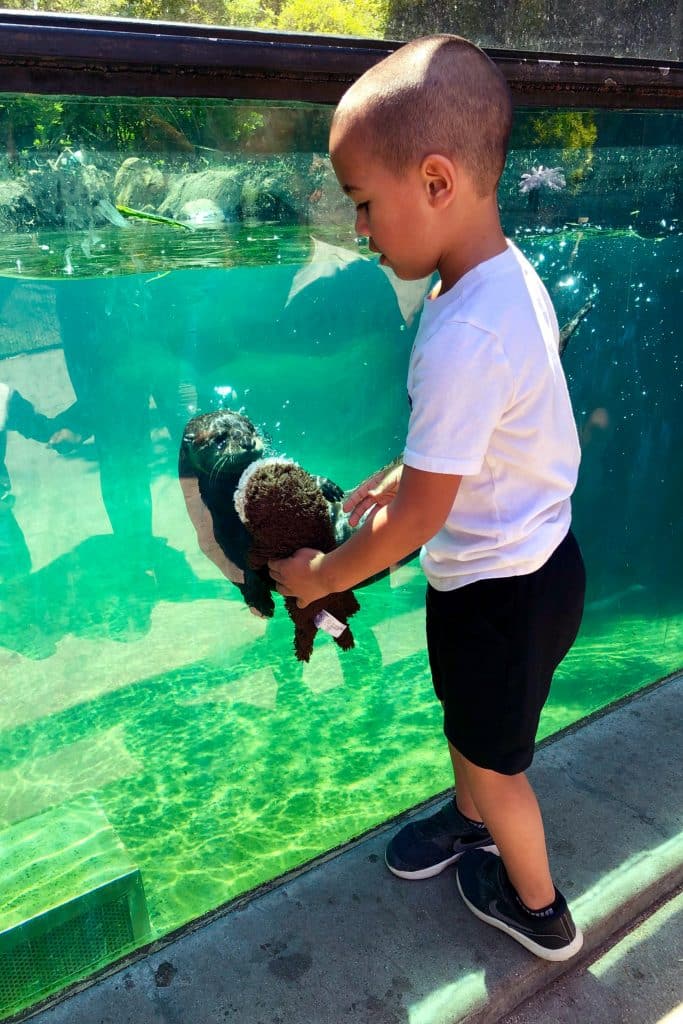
330, 129, 439, 281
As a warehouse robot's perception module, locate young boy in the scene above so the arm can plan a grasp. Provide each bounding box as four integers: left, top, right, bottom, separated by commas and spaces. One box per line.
268, 34, 586, 961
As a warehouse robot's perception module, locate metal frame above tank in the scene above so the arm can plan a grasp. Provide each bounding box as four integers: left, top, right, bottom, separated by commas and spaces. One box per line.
0, 10, 681, 108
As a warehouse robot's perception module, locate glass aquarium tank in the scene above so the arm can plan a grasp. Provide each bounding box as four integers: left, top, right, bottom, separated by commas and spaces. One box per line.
0, 92, 680, 1016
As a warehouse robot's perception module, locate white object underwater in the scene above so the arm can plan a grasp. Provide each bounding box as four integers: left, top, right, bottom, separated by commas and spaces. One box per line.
96, 198, 131, 228
519, 165, 567, 193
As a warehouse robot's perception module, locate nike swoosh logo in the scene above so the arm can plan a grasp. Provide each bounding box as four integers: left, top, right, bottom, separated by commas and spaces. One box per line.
488, 902, 538, 935
453, 834, 490, 851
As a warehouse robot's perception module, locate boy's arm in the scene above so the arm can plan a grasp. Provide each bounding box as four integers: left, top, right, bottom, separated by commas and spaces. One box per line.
178, 474, 246, 585
269, 466, 461, 606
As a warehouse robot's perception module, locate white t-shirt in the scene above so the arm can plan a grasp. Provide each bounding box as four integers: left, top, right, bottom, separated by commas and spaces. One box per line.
403, 241, 581, 590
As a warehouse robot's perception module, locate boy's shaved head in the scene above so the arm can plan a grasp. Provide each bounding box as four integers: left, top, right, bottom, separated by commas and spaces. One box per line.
332, 35, 513, 196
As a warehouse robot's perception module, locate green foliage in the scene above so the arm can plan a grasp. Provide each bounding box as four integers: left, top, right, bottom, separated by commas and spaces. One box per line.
529, 112, 598, 195
223, 0, 266, 27
271, 0, 387, 36
530, 112, 598, 150
0, 96, 70, 159
1, 0, 388, 34
1, 0, 129, 13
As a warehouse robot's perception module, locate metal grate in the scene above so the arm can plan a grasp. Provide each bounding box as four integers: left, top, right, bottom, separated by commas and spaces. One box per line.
0, 872, 149, 1018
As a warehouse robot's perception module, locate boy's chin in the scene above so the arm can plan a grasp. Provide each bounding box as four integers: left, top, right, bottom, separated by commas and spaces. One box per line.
390, 266, 429, 281
378, 254, 431, 281
378, 257, 406, 277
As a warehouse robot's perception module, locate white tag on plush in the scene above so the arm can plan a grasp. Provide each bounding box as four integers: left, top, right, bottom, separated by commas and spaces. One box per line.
313, 609, 347, 638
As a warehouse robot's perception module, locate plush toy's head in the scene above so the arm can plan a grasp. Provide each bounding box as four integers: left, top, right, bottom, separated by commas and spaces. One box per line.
234, 458, 336, 557
234, 457, 360, 661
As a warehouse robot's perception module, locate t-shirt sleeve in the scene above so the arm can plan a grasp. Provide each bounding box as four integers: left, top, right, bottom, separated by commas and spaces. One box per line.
403, 321, 513, 476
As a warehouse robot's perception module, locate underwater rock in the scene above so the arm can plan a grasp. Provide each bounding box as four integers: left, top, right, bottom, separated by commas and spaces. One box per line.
66, 164, 112, 230
240, 166, 305, 224
25, 161, 112, 231
306, 156, 356, 227
114, 157, 167, 210
158, 167, 243, 221
0, 179, 37, 231
178, 197, 225, 226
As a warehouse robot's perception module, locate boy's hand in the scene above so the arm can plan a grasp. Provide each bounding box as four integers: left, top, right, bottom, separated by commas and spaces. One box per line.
268, 548, 327, 608
343, 463, 403, 527
48, 427, 84, 454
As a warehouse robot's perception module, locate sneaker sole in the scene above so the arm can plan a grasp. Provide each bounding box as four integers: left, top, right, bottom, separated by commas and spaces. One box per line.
456, 875, 584, 962
386, 843, 499, 881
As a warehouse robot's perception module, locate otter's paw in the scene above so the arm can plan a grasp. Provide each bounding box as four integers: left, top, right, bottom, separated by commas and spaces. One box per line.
240, 570, 275, 618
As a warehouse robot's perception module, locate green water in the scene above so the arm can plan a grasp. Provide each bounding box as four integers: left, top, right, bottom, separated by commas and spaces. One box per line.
0, 117, 681, 1013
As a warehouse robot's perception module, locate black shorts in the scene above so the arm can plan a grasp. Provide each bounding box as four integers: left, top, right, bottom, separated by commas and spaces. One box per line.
426, 529, 585, 775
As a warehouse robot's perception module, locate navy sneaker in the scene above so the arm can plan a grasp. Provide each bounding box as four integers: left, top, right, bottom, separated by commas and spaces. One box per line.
385, 797, 498, 880
456, 849, 583, 961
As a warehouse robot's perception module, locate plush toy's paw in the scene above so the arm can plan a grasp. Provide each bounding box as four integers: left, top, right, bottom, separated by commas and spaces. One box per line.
293, 619, 316, 662
334, 628, 355, 652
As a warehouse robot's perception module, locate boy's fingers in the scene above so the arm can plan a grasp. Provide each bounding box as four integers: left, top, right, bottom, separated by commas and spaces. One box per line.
348, 496, 376, 526
342, 472, 385, 511
268, 559, 283, 580
342, 486, 368, 512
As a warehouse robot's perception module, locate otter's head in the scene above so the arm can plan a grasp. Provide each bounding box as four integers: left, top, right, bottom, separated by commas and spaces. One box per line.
181, 410, 264, 479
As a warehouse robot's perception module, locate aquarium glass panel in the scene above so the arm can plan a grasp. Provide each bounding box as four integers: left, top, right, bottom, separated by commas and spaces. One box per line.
0, 94, 681, 1015
1, 1, 680, 59
383, 1, 681, 61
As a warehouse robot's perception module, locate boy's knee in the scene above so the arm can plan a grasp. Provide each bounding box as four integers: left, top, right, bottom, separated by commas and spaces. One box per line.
455, 747, 527, 785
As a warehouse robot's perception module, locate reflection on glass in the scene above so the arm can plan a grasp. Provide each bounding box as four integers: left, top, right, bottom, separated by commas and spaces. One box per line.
0, 95, 680, 1015
1, 2, 678, 58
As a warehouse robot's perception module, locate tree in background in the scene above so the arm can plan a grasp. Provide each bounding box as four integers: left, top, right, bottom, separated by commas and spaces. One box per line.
272, 0, 387, 36
0, 0, 387, 34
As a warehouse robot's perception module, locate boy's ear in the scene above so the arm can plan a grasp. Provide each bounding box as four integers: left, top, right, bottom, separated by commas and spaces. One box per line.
421, 154, 457, 207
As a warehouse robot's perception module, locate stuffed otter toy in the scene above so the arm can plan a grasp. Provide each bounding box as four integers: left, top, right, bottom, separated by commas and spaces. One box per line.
234, 457, 360, 662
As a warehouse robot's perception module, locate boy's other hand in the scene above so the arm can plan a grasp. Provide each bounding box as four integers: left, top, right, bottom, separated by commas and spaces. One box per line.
343, 463, 403, 527
48, 428, 84, 454
269, 548, 327, 608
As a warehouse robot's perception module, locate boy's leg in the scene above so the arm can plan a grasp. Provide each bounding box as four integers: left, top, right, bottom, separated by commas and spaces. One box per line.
448, 741, 483, 823
454, 748, 583, 962
452, 748, 554, 908
384, 736, 495, 880
384, 788, 497, 879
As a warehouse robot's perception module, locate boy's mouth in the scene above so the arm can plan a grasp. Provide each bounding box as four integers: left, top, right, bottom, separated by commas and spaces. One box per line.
367, 239, 387, 266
